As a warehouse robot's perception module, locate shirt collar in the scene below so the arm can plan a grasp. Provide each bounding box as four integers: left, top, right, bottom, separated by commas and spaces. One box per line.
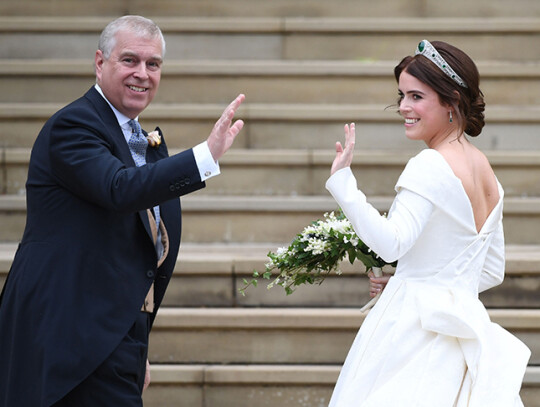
94, 84, 138, 128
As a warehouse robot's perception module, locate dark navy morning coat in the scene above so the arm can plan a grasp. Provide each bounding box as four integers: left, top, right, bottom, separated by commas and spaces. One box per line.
0, 87, 205, 406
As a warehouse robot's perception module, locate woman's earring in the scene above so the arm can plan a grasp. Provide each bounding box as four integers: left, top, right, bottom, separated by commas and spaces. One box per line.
449, 111, 453, 123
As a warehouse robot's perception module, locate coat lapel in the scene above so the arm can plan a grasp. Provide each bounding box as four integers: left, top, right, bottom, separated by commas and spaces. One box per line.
84, 87, 156, 246
139, 126, 169, 251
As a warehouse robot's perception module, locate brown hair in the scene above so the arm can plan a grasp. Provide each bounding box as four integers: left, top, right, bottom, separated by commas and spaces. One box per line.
394, 41, 485, 137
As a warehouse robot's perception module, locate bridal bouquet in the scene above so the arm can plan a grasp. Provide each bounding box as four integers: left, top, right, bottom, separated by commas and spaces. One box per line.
240, 210, 396, 296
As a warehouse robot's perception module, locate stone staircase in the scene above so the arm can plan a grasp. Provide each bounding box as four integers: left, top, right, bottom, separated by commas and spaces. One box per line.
1, 1, 540, 406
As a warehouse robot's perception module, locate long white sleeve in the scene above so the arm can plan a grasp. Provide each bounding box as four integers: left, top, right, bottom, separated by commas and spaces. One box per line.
325, 167, 433, 262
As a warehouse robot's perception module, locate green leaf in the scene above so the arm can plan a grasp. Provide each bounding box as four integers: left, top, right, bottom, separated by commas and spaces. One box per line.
347, 249, 356, 264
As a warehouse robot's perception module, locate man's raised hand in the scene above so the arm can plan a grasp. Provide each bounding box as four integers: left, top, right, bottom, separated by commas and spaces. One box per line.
207, 94, 245, 161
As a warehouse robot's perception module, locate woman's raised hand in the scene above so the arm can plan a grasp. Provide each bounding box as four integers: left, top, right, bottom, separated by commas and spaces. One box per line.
331, 123, 356, 176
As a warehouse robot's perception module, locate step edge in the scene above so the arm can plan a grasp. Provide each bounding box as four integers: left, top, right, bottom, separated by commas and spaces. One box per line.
2, 103, 540, 123
2, 60, 540, 78
2, 16, 540, 33
147, 363, 540, 385
6, 147, 540, 166
150, 307, 540, 329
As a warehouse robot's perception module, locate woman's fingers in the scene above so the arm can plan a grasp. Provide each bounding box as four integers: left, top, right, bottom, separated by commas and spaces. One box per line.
330, 123, 356, 175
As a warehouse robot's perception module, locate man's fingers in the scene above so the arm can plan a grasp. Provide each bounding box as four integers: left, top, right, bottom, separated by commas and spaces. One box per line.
222, 94, 245, 122
231, 93, 246, 109
143, 359, 151, 391
207, 96, 245, 161
230, 120, 245, 137
215, 94, 245, 133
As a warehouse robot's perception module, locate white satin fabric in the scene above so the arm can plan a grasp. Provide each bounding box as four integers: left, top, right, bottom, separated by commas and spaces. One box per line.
326, 149, 530, 407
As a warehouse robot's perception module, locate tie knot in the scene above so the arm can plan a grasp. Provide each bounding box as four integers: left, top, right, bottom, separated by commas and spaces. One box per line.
128, 119, 142, 135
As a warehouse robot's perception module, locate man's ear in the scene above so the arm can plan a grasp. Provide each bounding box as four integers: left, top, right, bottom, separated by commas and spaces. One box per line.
94, 50, 104, 81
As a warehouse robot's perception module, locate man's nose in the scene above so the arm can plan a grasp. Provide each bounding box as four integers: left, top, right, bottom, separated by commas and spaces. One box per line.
133, 63, 149, 79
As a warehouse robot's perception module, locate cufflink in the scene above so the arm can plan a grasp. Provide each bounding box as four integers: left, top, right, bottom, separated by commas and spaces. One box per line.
204, 171, 211, 177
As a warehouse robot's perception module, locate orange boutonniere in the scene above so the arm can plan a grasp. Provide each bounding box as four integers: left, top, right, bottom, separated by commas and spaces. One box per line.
146, 130, 162, 148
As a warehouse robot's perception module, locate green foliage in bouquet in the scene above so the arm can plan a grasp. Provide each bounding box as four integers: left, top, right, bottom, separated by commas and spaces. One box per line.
240, 210, 397, 295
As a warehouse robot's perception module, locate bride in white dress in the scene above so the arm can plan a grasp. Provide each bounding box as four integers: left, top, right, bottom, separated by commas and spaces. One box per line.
325, 40, 531, 407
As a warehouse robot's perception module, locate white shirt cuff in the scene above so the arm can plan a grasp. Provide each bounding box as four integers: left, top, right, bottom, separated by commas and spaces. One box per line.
193, 141, 220, 181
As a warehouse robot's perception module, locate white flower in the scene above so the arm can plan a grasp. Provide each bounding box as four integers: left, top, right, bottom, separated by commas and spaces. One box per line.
239, 210, 396, 297
343, 235, 359, 246
307, 237, 331, 255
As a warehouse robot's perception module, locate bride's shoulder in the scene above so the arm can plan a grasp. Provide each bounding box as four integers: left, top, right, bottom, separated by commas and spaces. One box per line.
395, 149, 457, 201
403, 148, 450, 176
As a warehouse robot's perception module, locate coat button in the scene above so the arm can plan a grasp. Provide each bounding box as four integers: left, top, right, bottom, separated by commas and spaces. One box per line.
146, 270, 155, 278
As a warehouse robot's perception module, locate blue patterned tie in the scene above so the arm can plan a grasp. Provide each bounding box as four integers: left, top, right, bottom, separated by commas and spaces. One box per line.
128, 120, 160, 227
127, 119, 147, 166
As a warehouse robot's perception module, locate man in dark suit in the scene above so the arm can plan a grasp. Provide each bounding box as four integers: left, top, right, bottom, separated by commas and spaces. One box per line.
0, 15, 244, 406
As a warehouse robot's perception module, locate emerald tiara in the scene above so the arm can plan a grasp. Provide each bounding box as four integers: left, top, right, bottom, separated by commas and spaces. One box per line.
415, 39, 468, 88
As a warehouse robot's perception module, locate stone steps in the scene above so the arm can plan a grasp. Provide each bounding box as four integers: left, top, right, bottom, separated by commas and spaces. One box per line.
3, 102, 540, 150
3, 17, 540, 61
2, 0, 540, 18
2, 242, 540, 308
144, 307, 540, 406
4, 148, 540, 197
2, 194, 540, 244
146, 307, 540, 405
3, 59, 540, 105
148, 307, 540, 363
2, 240, 538, 404
2, 7, 539, 406
141, 364, 540, 407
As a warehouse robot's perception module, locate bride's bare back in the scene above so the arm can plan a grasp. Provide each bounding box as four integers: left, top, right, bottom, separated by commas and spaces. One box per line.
437, 139, 499, 233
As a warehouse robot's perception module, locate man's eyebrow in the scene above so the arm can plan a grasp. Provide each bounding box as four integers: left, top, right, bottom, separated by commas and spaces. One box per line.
119, 51, 163, 63
119, 51, 137, 58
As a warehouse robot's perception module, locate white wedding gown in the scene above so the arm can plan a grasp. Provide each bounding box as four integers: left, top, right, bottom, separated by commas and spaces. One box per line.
325, 149, 530, 407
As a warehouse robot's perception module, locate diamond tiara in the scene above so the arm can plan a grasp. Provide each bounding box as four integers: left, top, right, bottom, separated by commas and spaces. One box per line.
415, 39, 468, 88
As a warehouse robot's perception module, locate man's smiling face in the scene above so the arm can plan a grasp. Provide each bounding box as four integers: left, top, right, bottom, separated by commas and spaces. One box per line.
95, 29, 163, 119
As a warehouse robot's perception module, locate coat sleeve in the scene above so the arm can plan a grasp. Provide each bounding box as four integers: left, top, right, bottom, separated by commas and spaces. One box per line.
48, 104, 204, 213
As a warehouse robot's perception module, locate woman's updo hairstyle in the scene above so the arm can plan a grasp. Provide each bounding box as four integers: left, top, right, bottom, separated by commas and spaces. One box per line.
394, 41, 485, 137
